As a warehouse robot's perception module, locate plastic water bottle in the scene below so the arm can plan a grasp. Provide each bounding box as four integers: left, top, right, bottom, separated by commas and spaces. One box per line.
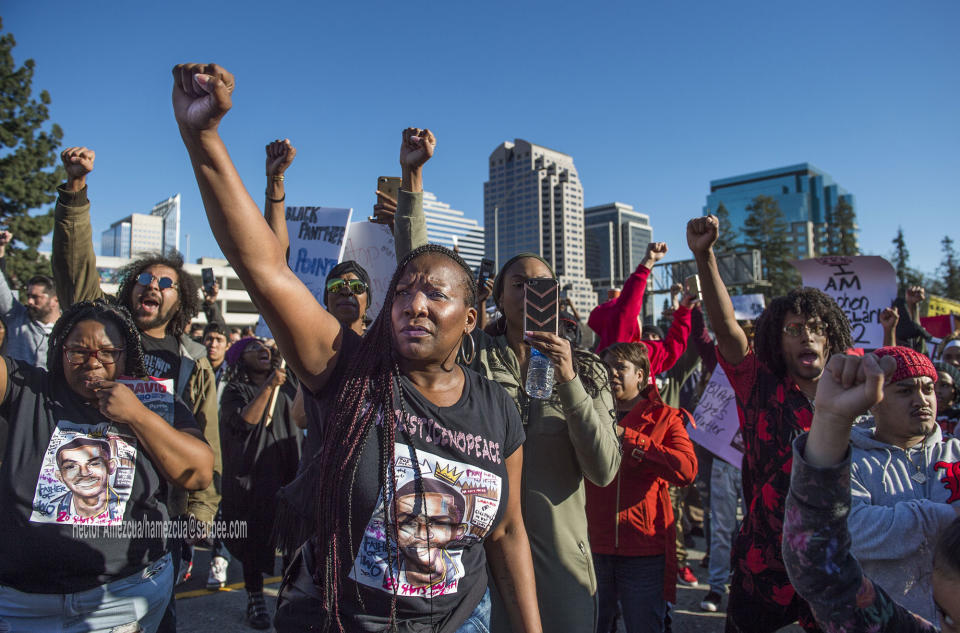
525, 348, 555, 399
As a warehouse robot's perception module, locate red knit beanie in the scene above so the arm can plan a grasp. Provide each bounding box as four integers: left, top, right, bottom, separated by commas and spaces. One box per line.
873, 346, 938, 384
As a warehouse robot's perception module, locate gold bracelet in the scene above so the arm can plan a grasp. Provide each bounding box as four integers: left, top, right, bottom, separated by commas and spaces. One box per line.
271, 175, 285, 182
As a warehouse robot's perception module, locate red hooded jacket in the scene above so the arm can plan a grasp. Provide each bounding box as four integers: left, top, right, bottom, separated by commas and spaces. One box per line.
585, 384, 698, 602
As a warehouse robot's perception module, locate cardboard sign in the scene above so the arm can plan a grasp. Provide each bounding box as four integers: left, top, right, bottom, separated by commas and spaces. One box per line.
256, 206, 353, 338
730, 294, 766, 321
340, 222, 396, 322
791, 256, 897, 348
688, 365, 743, 468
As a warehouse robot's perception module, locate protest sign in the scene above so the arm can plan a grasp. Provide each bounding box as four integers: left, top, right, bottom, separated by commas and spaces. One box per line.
341, 222, 396, 321
790, 256, 897, 348
922, 314, 955, 339
730, 293, 765, 321
256, 206, 353, 338
688, 365, 742, 468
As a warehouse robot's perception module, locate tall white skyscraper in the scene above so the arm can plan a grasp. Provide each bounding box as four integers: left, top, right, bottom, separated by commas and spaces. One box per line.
422, 191, 484, 272
150, 194, 181, 254
102, 194, 181, 258
584, 202, 653, 302
484, 140, 597, 318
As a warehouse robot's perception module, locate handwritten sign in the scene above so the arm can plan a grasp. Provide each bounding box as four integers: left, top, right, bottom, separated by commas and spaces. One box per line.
730, 294, 766, 321
688, 365, 742, 468
791, 256, 897, 348
341, 222, 396, 322
256, 206, 353, 338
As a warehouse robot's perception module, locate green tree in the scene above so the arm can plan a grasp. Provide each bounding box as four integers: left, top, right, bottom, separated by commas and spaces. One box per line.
828, 197, 859, 256
711, 201, 740, 254
742, 195, 797, 298
939, 236, 960, 300
891, 227, 910, 294
0, 18, 64, 287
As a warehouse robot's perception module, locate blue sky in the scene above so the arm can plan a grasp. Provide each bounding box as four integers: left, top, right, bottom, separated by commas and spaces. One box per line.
6, 0, 958, 276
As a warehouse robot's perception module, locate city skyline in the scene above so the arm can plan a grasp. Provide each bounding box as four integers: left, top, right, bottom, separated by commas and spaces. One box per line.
7, 1, 956, 278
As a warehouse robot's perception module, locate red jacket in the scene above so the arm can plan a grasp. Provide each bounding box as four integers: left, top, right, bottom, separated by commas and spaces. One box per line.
585, 385, 698, 602
587, 264, 692, 374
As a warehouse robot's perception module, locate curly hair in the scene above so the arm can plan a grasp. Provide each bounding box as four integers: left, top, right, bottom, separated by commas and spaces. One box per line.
48, 300, 148, 379
754, 287, 853, 378
309, 243, 476, 631
115, 251, 201, 336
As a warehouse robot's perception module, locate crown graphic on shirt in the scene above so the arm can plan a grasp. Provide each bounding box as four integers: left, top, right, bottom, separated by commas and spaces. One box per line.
433, 463, 463, 486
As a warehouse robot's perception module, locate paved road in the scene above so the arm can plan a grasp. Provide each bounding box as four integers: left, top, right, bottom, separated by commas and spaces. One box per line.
176, 537, 803, 632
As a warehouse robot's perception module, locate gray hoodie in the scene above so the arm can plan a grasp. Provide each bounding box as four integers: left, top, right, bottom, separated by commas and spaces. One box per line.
0, 268, 52, 367
849, 423, 960, 623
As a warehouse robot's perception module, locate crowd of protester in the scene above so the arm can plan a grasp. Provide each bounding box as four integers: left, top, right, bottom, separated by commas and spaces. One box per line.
0, 60, 957, 633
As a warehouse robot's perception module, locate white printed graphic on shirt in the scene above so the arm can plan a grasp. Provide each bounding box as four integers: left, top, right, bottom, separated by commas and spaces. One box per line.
30, 421, 137, 526
350, 442, 503, 598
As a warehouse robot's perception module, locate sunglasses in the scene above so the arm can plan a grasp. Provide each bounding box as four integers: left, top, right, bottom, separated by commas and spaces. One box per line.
64, 347, 125, 366
326, 278, 368, 295
135, 272, 178, 291
783, 321, 828, 338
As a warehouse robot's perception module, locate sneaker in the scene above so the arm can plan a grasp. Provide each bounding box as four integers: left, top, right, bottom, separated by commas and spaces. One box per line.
246, 591, 271, 630
206, 556, 228, 590
175, 559, 193, 586
700, 590, 723, 612
677, 565, 699, 586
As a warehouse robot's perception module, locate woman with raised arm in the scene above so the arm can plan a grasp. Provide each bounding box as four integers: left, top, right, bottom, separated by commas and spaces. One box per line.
172, 63, 541, 633
0, 300, 213, 632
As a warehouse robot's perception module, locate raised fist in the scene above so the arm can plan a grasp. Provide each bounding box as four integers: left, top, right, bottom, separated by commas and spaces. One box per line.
172, 63, 234, 132
814, 353, 896, 424
61, 147, 95, 180
687, 215, 720, 255
266, 139, 296, 178
879, 306, 899, 331
639, 242, 667, 270
905, 286, 926, 306
399, 127, 436, 171
0, 231, 12, 247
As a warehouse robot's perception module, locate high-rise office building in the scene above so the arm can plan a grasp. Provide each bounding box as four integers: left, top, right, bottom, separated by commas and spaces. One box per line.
422, 191, 485, 272
101, 213, 163, 257
150, 194, 181, 254
584, 202, 653, 305
703, 163, 857, 259
484, 140, 597, 318
101, 194, 182, 258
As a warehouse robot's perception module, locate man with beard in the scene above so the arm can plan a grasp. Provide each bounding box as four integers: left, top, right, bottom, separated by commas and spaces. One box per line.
686, 215, 853, 632
0, 231, 61, 367
52, 146, 221, 630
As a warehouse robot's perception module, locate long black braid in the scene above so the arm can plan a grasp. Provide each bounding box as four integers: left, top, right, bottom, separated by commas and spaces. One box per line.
309, 244, 476, 632
48, 300, 148, 379
754, 287, 853, 378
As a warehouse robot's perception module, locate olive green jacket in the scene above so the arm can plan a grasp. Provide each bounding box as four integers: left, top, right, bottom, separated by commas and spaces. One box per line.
52, 185, 222, 525
397, 191, 620, 632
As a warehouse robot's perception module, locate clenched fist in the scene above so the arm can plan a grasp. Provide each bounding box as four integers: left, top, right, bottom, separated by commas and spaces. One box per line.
640, 242, 668, 270
687, 215, 720, 256
61, 147, 95, 191
399, 127, 436, 171
172, 63, 235, 132
266, 139, 296, 179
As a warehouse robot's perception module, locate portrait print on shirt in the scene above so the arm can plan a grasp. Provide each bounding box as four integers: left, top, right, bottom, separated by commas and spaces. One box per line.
350, 442, 503, 598
29, 421, 137, 525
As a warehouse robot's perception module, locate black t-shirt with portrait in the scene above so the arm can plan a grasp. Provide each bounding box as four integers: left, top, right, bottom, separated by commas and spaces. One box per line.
277, 330, 525, 633
140, 333, 181, 382
0, 357, 200, 593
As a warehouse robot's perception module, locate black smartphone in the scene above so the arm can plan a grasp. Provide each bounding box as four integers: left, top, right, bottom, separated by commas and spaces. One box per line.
476, 258, 495, 292
523, 278, 559, 335
201, 268, 215, 294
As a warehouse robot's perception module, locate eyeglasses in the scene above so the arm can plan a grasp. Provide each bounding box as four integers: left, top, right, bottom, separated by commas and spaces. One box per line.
135, 272, 178, 291
64, 347, 125, 365
783, 321, 828, 338
326, 278, 368, 295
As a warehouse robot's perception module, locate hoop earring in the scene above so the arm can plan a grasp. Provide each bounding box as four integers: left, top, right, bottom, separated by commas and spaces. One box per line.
460, 332, 476, 365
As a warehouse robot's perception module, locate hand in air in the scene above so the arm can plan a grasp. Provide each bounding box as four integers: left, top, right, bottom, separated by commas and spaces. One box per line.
879, 306, 899, 331
61, 147, 95, 180
172, 63, 235, 132
813, 353, 896, 425
399, 127, 436, 171
266, 139, 296, 178
686, 215, 719, 255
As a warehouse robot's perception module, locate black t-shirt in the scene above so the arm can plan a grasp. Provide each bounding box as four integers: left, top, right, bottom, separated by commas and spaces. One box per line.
0, 357, 200, 593
282, 331, 525, 633
140, 333, 181, 382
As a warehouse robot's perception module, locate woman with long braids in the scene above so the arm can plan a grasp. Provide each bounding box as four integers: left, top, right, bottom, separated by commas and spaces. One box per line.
173, 63, 542, 633
0, 300, 213, 631
219, 336, 301, 629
